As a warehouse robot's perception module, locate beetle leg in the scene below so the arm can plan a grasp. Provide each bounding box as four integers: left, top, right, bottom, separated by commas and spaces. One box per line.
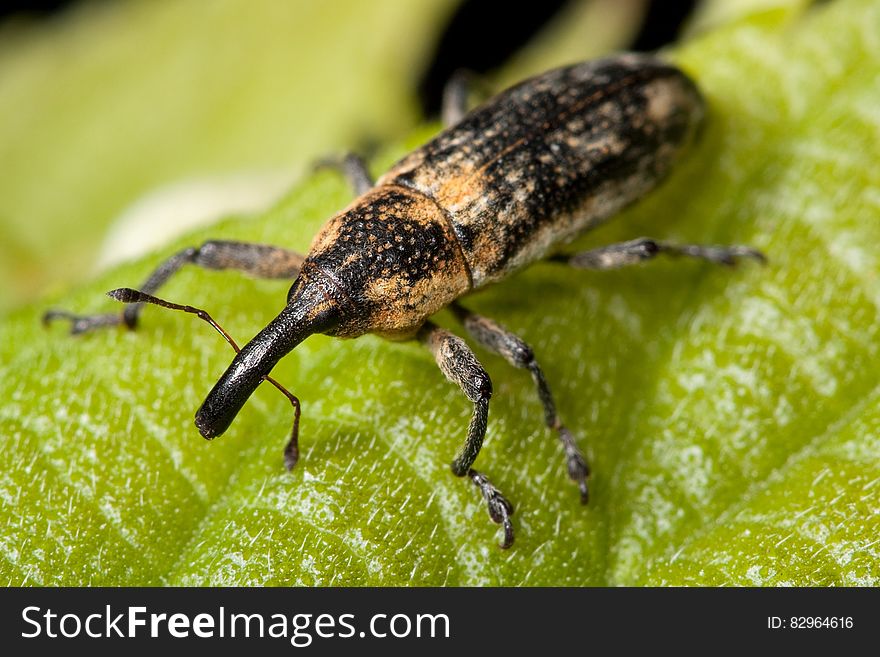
441, 70, 494, 127
418, 321, 515, 548
441, 70, 472, 127
552, 237, 766, 270
313, 153, 374, 196
43, 240, 304, 335
452, 303, 590, 504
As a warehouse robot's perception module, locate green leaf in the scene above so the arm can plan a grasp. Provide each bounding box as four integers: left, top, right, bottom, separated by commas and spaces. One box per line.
2, 0, 879, 585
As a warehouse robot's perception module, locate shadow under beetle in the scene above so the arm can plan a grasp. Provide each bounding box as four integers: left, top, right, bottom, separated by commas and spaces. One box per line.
45, 53, 764, 548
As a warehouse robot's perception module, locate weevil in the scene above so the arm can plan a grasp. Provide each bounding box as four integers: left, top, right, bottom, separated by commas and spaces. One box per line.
45, 53, 764, 548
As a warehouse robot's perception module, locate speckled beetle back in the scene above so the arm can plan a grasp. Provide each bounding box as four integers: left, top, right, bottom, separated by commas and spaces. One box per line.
380, 53, 704, 287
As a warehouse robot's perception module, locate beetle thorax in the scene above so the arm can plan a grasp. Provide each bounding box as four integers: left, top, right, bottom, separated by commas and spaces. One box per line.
302, 187, 471, 338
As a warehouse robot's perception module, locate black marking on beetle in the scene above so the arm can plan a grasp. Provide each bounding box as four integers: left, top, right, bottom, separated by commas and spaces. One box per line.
43, 53, 764, 550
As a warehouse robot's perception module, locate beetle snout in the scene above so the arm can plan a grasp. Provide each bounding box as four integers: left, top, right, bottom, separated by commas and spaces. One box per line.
194, 350, 262, 441
194, 404, 223, 440
194, 277, 338, 442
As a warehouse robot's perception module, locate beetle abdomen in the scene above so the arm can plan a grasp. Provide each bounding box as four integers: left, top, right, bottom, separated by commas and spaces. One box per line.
380, 53, 705, 287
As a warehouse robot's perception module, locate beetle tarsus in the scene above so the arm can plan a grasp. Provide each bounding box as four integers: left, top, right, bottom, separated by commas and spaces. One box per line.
558, 238, 767, 271
558, 426, 590, 504
469, 468, 515, 549
42, 309, 126, 335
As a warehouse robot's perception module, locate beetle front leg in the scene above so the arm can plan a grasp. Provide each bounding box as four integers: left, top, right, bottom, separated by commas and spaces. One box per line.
551, 237, 765, 270
44, 240, 304, 335
452, 303, 590, 504
418, 321, 514, 548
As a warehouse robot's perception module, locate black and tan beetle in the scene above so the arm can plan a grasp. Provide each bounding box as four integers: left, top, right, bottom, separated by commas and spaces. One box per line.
45, 53, 764, 548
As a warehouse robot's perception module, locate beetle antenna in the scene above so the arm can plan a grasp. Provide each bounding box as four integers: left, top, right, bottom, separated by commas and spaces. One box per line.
107, 287, 303, 469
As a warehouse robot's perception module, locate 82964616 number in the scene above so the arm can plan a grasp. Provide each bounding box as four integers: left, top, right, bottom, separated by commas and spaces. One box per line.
768, 617, 854, 630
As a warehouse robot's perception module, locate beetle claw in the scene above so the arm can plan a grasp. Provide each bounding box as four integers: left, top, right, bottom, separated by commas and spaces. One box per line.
468, 468, 515, 549
557, 426, 590, 505
499, 515, 515, 550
